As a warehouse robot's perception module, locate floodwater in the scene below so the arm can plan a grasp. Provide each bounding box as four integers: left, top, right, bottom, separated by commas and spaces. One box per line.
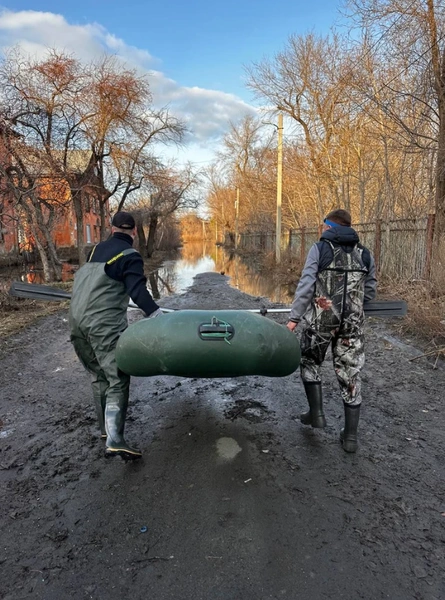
147, 242, 295, 304
0, 261, 76, 291
0, 241, 296, 305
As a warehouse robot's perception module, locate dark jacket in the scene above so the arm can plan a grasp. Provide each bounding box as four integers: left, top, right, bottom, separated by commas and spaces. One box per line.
87, 232, 159, 317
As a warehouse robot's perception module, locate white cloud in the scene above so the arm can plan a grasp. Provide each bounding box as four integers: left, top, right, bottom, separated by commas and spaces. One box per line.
0, 9, 257, 161
0, 10, 107, 61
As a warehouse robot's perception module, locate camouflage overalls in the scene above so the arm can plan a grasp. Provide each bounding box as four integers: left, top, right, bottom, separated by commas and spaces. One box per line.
300, 241, 369, 406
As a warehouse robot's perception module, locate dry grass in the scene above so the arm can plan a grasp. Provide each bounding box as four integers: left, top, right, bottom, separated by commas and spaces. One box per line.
379, 276, 445, 358
0, 292, 69, 339
0, 278, 72, 340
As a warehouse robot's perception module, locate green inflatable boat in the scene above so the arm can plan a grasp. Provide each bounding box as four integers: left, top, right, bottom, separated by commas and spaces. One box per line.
115, 310, 300, 378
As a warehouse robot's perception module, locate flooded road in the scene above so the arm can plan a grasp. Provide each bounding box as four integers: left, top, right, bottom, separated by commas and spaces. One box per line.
149, 242, 295, 304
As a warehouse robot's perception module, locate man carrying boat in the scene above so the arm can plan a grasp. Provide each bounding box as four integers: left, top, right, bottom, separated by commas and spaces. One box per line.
69, 211, 162, 460
286, 209, 377, 453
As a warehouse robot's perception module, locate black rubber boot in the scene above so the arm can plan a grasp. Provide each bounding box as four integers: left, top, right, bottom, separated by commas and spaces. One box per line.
104, 395, 142, 460
340, 404, 360, 453
300, 382, 327, 428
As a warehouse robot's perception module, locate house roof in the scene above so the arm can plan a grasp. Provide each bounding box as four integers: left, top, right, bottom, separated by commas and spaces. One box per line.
13, 147, 94, 177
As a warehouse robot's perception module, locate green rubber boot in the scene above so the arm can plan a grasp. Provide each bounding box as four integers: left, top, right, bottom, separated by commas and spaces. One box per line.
104, 395, 142, 460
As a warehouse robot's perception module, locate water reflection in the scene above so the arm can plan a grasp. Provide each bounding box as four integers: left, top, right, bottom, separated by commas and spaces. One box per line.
147, 253, 215, 299
0, 262, 76, 289
148, 256, 215, 299
214, 247, 294, 304
147, 242, 294, 304
21, 263, 76, 284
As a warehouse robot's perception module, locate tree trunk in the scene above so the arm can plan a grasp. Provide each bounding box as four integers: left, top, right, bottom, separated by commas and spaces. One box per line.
136, 219, 146, 254
72, 191, 86, 266
433, 106, 445, 242
33, 236, 53, 282
148, 272, 160, 299
42, 231, 62, 281
34, 202, 62, 281
99, 200, 108, 241
146, 215, 158, 258
21, 200, 62, 282
24, 213, 55, 283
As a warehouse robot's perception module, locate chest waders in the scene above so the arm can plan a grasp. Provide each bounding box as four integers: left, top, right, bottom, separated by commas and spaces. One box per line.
311, 241, 369, 333
299, 241, 369, 453
69, 247, 142, 460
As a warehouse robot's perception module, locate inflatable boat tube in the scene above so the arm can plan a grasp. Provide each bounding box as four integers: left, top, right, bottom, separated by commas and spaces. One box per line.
115, 310, 300, 378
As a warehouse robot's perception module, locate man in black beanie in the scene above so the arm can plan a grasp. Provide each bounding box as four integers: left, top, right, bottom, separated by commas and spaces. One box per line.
69, 211, 161, 460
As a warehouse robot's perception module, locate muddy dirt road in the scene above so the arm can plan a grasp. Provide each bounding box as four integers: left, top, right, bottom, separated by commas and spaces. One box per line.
0, 272, 444, 600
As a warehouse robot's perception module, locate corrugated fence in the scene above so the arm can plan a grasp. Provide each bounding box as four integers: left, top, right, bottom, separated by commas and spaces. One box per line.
238, 215, 434, 280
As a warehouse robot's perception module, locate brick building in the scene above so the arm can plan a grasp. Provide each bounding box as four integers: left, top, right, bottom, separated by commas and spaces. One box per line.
0, 133, 110, 257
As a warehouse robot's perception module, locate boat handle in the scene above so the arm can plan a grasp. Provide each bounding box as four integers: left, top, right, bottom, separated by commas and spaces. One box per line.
198, 318, 235, 341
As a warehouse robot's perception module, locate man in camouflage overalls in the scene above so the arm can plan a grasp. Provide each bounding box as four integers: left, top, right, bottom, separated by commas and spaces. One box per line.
287, 209, 377, 453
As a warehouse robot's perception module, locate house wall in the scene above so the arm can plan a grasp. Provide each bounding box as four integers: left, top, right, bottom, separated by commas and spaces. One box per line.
52, 199, 106, 249
0, 200, 18, 255
1, 177, 110, 256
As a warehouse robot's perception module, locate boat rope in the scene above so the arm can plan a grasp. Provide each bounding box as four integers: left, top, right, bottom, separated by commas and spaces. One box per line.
213, 317, 233, 345
198, 316, 234, 344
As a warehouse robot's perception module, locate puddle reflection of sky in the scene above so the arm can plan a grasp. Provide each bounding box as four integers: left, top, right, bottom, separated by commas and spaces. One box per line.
171, 257, 216, 292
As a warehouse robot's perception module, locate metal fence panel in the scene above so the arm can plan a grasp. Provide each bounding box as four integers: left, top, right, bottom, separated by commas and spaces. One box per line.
239, 216, 432, 280
379, 219, 427, 280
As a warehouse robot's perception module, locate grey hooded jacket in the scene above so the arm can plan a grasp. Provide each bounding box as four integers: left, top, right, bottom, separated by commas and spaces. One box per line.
289, 225, 377, 324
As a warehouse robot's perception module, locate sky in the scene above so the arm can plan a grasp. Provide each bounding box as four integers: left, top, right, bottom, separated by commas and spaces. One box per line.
0, 1, 344, 165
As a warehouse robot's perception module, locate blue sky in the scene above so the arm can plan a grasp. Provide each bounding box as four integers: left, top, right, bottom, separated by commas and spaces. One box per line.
0, 1, 344, 162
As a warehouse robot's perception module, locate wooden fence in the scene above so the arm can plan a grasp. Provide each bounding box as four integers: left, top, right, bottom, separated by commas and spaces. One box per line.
238, 215, 435, 280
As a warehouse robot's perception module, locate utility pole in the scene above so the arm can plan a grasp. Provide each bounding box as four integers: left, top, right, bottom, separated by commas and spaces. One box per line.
276, 112, 283, 263
235, 187, 239, 250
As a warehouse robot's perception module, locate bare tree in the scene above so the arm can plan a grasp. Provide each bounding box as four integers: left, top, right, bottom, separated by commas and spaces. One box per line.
346, 0, 445, 243
123, 163, 202, 257
0, 123, 69, 280
246, 32, 358, 218
84, 56, 186, 239
205, 116, 277, 240
204, 165, 238, 244
0, 49, 186, 269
